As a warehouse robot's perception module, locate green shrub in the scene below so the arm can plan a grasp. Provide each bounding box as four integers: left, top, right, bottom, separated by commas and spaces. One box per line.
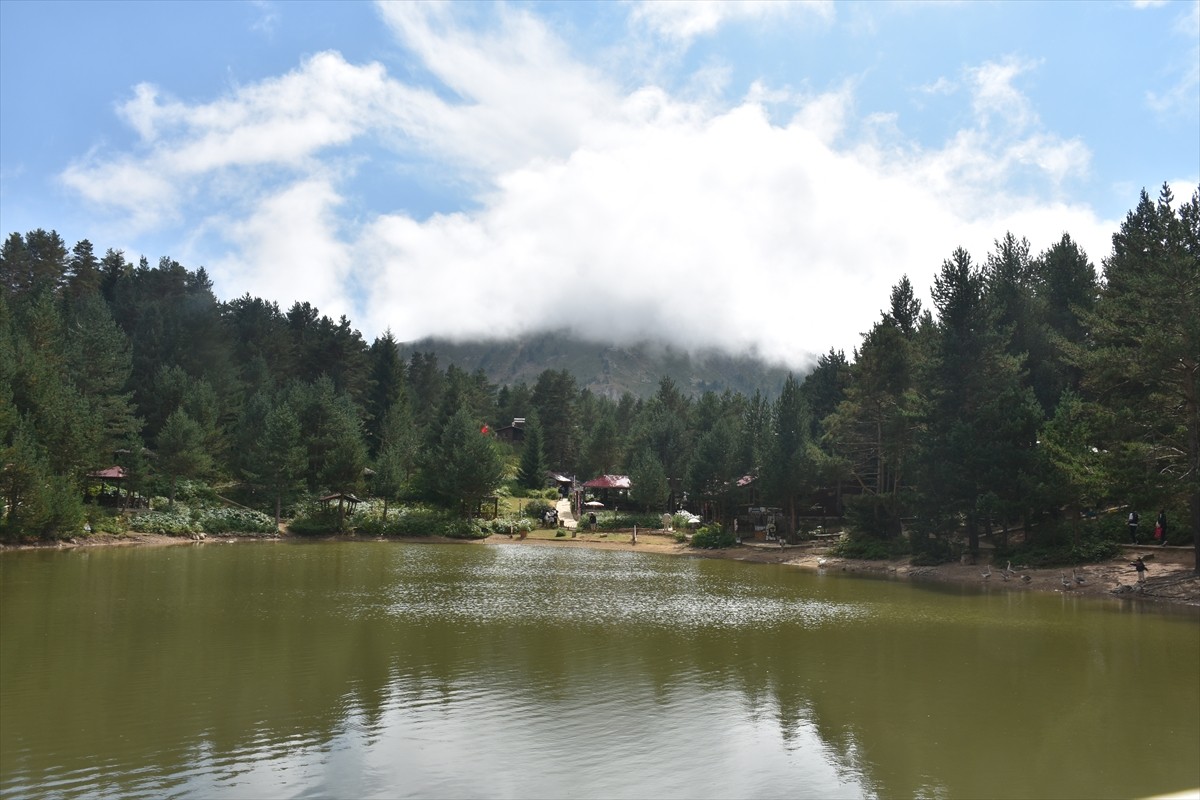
128, 508, 196, 535
287, 507, 342, 536
442, 518, 490, 539
910, 537, 955, 566
197, 508, 276, 534
394, 506, 453, 536
593, 512, 663, 531
997, 518, 1122, 567
521, 500, 554, 522
86, 511, 127, 535
832, 535, 906, 561
480, 516, 533, 535
690, 524, 737, 549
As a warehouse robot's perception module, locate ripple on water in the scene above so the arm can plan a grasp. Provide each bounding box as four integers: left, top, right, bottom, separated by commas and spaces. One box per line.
383, 546, 867, 631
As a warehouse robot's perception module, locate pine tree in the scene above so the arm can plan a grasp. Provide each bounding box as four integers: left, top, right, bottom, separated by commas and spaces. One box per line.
422, 407, 505, 516
155, 408, 211, 507
1080, 185, 1200, 570
517, 410, 548, 491
629, 448, 669, 512
244, 402, 306, 526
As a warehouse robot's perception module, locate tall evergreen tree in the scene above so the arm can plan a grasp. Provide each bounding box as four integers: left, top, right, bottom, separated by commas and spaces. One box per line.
763, 374, 816, 538
517, 410, 549, 491
629, 447, 669, 512
156, 408, 211, 507
531, 368, 579, 471
243, 402, 306, 526
421, 407, 505, 515
1079, 185, 1200, 570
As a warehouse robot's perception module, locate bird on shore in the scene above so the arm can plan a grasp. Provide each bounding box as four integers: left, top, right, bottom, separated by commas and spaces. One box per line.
1073, 569, 1086, 585
1005, 561, 1018, 577
1060, 572, 1073, 590
999, 570, 1010, 582
1020, 574, 1032, 583
817, 557, 828, 568
980, 565, 992, 580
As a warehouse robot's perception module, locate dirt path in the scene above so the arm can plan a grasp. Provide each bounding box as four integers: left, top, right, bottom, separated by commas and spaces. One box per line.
555, 498, 577, 530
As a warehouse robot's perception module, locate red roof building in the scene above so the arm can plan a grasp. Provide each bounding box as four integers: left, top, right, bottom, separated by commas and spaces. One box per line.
582, 474, 632, 490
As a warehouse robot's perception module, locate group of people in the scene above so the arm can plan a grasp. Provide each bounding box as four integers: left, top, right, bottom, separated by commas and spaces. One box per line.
1127, 509, 1168, 546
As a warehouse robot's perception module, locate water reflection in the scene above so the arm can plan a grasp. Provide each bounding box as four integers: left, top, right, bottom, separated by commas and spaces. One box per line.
1, 542, 1197, 799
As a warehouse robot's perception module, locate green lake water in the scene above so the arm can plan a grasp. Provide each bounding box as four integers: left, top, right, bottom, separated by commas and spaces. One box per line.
1, 541, 1197, 799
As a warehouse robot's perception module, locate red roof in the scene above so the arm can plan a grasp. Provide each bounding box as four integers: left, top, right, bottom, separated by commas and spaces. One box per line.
88, 466, 127, 479
582, 474, 631, 489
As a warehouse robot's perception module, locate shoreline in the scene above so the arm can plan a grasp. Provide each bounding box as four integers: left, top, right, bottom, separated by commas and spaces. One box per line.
6, 529, 1199, 608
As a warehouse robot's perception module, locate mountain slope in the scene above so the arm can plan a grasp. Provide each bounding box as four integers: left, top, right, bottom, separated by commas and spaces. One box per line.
402, 331, 801, 400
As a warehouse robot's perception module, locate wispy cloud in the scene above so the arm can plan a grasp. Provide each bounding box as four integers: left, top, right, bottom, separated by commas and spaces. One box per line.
249, 0, 280, 38
1145, 0, 1200, 117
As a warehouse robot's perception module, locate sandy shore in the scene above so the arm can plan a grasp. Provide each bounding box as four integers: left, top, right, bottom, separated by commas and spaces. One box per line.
10, 529, 1200, 607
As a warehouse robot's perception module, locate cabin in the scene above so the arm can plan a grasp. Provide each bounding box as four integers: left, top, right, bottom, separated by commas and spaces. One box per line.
495, 418, 526, 444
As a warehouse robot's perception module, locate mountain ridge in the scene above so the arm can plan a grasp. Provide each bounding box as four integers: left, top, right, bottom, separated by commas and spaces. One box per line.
402, 331, 804, 400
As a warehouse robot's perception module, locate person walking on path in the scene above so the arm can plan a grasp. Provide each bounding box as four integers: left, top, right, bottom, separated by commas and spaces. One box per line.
1128, 509, 1140, 544
1157, 509, 1167, 546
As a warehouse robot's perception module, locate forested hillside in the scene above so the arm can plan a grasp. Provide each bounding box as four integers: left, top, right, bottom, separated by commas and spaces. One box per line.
404, 332, 795, 400
1, 185, 1196, 570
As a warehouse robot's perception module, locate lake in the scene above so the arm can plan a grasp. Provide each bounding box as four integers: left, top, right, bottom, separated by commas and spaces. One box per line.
1, 541, 1197, 799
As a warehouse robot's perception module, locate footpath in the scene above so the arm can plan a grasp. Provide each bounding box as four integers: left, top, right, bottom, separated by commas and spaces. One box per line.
555, 498, 578, 530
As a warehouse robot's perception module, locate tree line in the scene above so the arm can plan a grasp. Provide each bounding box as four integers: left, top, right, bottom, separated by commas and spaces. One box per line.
1, 184, 1196, 569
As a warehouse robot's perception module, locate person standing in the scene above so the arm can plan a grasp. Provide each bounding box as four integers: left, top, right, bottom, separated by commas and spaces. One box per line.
1130, 556, 1148, 583
1128, 509, 1139, 544
1157, 509, 1167, 546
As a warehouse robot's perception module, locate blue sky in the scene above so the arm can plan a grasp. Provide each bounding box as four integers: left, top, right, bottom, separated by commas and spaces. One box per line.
2, 0, 1197, 367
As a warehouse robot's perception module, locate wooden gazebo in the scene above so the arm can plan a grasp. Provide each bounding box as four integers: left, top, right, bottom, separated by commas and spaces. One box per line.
319, 492, 361, 530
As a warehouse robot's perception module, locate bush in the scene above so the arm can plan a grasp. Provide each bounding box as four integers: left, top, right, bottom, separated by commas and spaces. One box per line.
832, 535, 907, 561
128, 508, 196, 535
521, 500, 555, 522
287, 506, 343, 536
997, 518, 1122, 567
910, 536, 955, 566
690, 524, 737, 549
480, 516, 533, 535
86, 511, 127, 535
593, 512, 664, 531
672, 513, 701, 530
356, 506, 454, 537
442, 518, 490, 539
196, 508, 276, 535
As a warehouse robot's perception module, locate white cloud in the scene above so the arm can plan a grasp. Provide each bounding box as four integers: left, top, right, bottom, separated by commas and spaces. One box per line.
58, 52, 392, 234
57, 4, 1117, 369
208, 178, 355, 321
630, 0, 833, 44
967, 57, 1040, 132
